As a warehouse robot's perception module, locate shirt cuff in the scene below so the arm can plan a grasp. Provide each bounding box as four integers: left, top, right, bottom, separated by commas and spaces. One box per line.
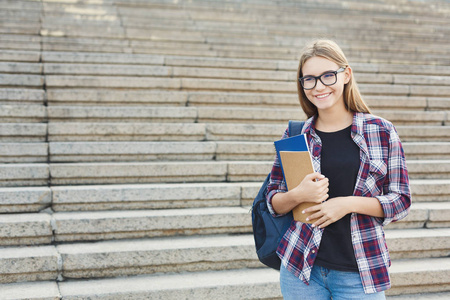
375, 194, 409, 226
267, 189, 287, 217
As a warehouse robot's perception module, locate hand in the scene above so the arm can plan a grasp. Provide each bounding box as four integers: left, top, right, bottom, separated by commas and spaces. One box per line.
291, 172, 329, 205
303, 197, 350, 228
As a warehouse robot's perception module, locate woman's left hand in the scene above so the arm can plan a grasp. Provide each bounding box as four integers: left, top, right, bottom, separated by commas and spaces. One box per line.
303, 197, 350, 228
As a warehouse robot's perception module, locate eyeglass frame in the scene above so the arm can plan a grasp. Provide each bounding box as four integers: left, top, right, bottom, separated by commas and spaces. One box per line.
298, 67, 346, 90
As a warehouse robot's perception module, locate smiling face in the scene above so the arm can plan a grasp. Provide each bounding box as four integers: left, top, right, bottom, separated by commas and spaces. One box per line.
301, 56, 351, 114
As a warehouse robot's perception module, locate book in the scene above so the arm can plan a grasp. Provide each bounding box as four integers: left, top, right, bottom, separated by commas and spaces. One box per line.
274, 134, 318, 223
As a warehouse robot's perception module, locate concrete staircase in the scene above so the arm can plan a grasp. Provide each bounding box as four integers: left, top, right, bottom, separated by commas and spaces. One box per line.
0, 0, 449, 299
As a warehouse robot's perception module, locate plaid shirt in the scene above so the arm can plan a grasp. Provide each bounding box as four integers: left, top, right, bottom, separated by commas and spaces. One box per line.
267, 112, 411, 294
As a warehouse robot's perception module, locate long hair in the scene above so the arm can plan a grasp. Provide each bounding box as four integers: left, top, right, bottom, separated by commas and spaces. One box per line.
296, 39, 371, 118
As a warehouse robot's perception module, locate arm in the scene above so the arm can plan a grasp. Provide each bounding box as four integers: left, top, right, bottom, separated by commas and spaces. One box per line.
304, 196, 384, 228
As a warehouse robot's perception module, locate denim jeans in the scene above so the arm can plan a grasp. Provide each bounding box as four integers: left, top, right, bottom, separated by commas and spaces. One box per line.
280, 264, 386, 300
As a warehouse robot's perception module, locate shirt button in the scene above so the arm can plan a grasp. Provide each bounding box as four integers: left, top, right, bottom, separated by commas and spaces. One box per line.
312, 250, 316, 254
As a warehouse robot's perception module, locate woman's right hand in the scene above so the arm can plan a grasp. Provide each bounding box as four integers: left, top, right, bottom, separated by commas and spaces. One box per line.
271, 172, 329, 215
291, 172, 329, 204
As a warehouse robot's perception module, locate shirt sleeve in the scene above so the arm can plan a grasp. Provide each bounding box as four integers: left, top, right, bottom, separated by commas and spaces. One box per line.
375, 125, 412, 226
266, 128, 289, 217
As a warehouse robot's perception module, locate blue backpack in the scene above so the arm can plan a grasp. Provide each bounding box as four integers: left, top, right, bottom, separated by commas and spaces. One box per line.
251, 120, 305, 270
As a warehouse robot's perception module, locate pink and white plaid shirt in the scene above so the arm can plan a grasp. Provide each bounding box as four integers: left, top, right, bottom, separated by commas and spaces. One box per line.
267, 112, 411, 294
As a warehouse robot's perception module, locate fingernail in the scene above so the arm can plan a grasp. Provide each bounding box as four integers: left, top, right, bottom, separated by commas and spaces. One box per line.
311, 224, 315, 227
302, 210, 305, 214
306, 218, 309, 221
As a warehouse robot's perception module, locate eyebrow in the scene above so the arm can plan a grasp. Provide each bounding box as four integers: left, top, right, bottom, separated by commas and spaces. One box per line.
302, 70, 336, 77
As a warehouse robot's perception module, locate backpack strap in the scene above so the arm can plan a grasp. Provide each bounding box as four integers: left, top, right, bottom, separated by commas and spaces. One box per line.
288, 120, 306, 137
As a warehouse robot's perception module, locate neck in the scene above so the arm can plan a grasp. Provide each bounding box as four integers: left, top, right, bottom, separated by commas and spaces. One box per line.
316, 108, 353, 132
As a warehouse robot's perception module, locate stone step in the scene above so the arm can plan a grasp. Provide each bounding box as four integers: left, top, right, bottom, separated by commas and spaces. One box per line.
41, 63, 450, 87
0, 74, 43, 88
0, 123, 47, 142
0, 143, 48, 163
47, 106, 197, 123
56, 235, 259, 280
40, 52, 450, 77
0, 164, 49, 187
205, 123, 450, 142
388, 292, 450, 299
49, 161, 228, 185
0, 187, 51, 213
0, 62, 41, 74
389, 258, 450, 295
411, 179, 450, 202
0, 228, 435, 283
0, 50, 40, 63
51, 182, 242, 212
51, 207, 251, 243
50, 180, 450, 213
46, 141, 450, 162
38, 159, 450, 187
0, 212, 53, 246
47, 122, 206, 142
2, 200, 448, 246
44, 106, 447, 125
0, 88, 45, 105
43, 122, 450, 143
46, 89, 441, 111
47, 257, 450, 298
0, 281, 60, 300
224, 160, 450, 181
44, 74, 450, 97
58, 268, 281, 299
0, 105, 46, 123
412, 202, 450, 229
47, 89, 188, 107
0, 246, 59, 284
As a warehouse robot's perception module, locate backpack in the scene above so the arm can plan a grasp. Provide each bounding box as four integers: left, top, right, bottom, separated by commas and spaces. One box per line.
251, 120, 305, 270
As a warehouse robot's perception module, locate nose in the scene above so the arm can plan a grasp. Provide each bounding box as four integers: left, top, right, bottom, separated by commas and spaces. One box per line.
314, 78, 326, 91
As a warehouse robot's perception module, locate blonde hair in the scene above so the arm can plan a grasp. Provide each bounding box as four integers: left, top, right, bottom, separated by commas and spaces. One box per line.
296, 39, 371, 118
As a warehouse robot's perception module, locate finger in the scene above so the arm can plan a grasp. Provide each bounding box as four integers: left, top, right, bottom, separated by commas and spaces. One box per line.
302, 203, 322, 214
317, 220, 333, 229
311, 216, 328, 228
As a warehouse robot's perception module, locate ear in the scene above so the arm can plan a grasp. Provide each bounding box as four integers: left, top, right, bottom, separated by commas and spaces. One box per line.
344, 66, 352, 84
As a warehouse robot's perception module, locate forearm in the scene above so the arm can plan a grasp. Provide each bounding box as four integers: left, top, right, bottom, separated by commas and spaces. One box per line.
271, 191, 301, 215
344, 196, 385, 218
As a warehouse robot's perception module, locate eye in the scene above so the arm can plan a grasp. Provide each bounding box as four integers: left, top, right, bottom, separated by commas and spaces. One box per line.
322, 73, 335, 79
303, 76, 315, 82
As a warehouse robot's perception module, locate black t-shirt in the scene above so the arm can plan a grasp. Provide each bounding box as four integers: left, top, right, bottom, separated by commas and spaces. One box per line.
314, 125, 360, 272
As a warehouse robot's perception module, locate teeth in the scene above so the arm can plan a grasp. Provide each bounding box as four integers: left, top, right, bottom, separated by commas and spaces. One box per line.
316, 93, 330, 99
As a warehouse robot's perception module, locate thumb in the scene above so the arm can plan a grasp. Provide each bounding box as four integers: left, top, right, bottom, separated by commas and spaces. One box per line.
307, 172, 325, 181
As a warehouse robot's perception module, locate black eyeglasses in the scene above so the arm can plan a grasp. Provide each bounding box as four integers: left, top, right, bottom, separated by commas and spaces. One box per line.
299, 67, 346, 90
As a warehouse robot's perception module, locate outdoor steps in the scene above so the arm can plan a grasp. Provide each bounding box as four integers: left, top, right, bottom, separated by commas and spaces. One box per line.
1, 0, 449, 298
0, 229, 448, 284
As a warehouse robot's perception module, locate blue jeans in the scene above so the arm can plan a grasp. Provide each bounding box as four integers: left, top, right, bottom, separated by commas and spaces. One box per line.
280, 264, 386, 300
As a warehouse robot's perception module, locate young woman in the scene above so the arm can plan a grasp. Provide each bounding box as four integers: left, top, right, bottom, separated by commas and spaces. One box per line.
266, 39, 411, 299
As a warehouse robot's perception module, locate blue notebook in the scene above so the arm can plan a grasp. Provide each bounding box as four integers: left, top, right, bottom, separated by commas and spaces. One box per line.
274, 134, 313, 189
